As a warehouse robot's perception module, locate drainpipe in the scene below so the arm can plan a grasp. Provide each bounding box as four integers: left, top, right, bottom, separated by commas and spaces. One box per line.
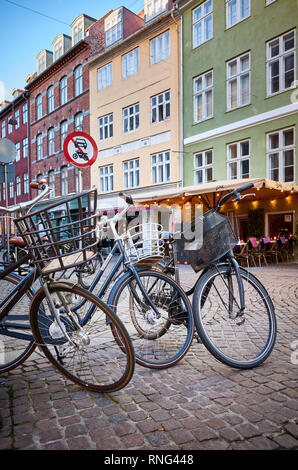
23, 90, 31, 199
173, 2, 183, 188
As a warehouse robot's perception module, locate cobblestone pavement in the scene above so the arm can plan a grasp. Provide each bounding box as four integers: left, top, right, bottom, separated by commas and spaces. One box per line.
0, 263, 297, 451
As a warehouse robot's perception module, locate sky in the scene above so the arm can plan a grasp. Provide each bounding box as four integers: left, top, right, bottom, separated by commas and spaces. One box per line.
0, 0, 145, 101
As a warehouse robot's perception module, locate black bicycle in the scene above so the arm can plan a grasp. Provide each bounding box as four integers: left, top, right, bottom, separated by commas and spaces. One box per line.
161, 183, 277, 369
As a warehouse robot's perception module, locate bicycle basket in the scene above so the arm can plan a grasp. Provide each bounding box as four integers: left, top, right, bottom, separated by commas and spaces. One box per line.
124, 223, 165, 266
13, 188, 98, 275
176, 210, 238, 272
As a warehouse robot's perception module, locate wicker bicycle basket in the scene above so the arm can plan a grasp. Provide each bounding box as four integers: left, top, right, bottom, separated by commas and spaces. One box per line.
175, 210, 238, 272
124, 223, 165, 266
13, 188, 98, 275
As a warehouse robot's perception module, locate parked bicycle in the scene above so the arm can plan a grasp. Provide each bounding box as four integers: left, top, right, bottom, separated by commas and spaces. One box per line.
160, 183, 277, 369
0, 180, 135, 392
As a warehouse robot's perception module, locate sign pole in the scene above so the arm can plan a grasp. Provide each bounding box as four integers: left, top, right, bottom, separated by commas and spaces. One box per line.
4, 164, 10, 256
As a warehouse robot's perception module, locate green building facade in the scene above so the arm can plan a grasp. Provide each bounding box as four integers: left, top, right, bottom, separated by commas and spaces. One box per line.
179, 0, 298, 240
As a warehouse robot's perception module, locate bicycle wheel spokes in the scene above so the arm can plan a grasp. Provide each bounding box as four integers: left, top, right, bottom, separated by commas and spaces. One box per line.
193, 265, 276, 368
30, 283, 135, 392
0, 274, 35, 373
110, 270, 194, 369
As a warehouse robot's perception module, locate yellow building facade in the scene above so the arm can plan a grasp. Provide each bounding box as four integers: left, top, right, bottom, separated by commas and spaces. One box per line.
88, 7, 182, 209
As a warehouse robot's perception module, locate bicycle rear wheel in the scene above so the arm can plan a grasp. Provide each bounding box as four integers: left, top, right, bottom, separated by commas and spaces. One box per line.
0, 273, 36, 373
109, 270, 194, 369
30, 282, 135, 392
192, 264, 277, 369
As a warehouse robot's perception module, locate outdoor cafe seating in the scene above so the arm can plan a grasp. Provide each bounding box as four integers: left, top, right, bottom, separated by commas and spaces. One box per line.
233, 236, 296, 267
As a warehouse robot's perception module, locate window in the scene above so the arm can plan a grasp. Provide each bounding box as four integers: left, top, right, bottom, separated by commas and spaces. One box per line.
60, 76, 68, 105
9, 182, 14, 199
267, 30, 296, 96
99, 113, 113, 140
15, 109, 20, 129
54, 41, 63, 61
37, 134, 43, 160
22, 103, 28, 124
227, 139, 250, 179
24, 173, 29, 195
105, 21, 122, 47
98, 63, 112, 91
124, 159, 140, 189
15, 142, 20, 162
226, 0, 250, 29
75, 168, 83, 193
36, 94, 42, 120
267, 127, 295, 182
23, 137, 28, 158
8, 116, 12, 134
48, 170, 55, 198
122, 48, 139, 78
150, 30, 170, 65
75, 113, 83, 132
194, 150, 213, 184
152, 151, 170, 184
227, 52, 250, 110
193, 70, 213, 122
145, 0, 168, 22
1, 121, 5, 138
48, 128, 55, 155
99, 165, 114, 193
266, 0, 277, 4
74, 23, 83, 45
16, 176, 21, 197
151, 90, 170, 123
38, 55, 46, 74
74, 65, 83, 96
123, 104, 140, 133
193, 0, 213, 48
60, 121, 68, 149
61, 166, 68, 196
47, 86, 54, 113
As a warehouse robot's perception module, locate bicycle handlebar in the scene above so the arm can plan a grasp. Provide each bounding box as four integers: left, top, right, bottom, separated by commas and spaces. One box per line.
217, 183, 254, 211
0, 180, 50, 214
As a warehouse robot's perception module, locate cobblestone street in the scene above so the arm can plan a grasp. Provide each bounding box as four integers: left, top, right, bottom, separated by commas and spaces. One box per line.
0, 263, 297, 451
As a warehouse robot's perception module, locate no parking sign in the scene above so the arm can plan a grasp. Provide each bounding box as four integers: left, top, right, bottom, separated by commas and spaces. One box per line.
63, 131, 98, 167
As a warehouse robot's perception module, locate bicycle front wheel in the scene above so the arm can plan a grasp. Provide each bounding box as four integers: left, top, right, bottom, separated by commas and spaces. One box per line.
30, 282, 135, 393
109, 270, 194, 369
192, 264, 277, 369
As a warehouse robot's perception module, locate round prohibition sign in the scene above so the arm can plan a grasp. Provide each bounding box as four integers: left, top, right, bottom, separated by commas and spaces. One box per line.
63, 131, 98, 167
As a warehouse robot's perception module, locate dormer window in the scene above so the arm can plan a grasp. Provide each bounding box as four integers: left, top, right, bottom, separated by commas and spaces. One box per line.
71, 14, 96, 46
38, 55, 46, 74
144, 0, 168, 23
74, 22, 83, 44
105, 9, 123, 48
37, 50, 53, 75
54, 41, 63, 61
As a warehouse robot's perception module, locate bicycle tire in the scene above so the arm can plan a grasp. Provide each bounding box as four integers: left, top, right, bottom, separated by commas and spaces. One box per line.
0, 273, 36, 373
30, 282, 135, 393
109, 270, 194, 369
192, 264, 277, 369
77, 253, 104, 290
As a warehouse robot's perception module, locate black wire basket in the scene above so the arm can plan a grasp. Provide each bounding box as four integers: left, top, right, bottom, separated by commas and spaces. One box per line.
14, 188, 98, 275
175, 210, 238, 272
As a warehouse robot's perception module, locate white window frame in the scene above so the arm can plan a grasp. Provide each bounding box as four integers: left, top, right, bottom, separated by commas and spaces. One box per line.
61, 166, 68, 196
226, 0, 250, 29
22, 103, 28, 124
151, 90, 170, 124
123, 103, 140, 134
267, 127, 296, 183
74, 22, 83, 45
8, 115, 12, 134
193, 70, 213, 123
75, 168, 83, 193
99, 165, 114, 193
47, 86, 54, 113
98, 63, 112, 91
48, 128, 55, 155
60, 76, 68, 105
227, 139, 250, 180
226, 52, 251, 111
266, 29, 296, 97
123, 159, 140, 189
150, 30, 170, 65
75, 113, 83, 132
192, 0, 213, 48
151, 151, 170, 184
37, 134, 43, 160
145, 0, 168, 22
122, 48, 139, 79
24, 172, 29, 195
23, 138, 28, 158
99, 113, 113, 140
16, 176, 21, 197
15, 109, 20, 129
15, 142, 20, 162
36, 94, 42, 120
48, 170, 55, 198
1, 120, 5, 138
60, 121, 68, 149
74, 65, 83, 96
194, 149, 213, 184
9, 181, 14, 199
105, 22, 122, 47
